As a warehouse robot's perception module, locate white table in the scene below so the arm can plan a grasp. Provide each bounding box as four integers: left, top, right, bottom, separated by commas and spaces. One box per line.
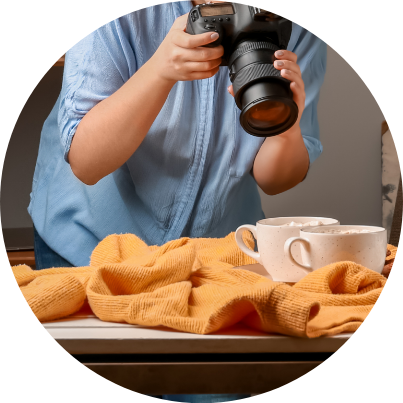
44, 307, 351, 394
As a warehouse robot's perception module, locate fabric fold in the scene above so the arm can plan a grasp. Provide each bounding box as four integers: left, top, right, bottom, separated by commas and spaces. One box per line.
11, 232, 392, 338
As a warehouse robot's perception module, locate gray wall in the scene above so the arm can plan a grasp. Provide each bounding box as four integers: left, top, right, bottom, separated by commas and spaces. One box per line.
1, 46, 385, 229
1, 67, 63, 229
259, 46, 384, 226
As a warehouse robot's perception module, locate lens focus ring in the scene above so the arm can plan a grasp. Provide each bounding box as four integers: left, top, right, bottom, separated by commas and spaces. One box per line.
228, 41, 279, 67
232, 63, 281, 104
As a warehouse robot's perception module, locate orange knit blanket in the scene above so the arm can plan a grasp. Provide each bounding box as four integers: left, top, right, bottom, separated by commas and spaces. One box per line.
12, 232, 395, 338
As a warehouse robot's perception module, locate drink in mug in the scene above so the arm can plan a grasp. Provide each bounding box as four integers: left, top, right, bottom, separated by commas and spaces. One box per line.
235, 217, 339, 282
284, 225, 387, 274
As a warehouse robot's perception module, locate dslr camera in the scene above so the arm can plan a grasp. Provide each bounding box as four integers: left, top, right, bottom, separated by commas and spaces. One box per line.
186, 2, 298, 137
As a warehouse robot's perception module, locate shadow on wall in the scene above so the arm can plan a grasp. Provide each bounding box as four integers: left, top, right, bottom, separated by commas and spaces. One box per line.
382, 122, 401, 246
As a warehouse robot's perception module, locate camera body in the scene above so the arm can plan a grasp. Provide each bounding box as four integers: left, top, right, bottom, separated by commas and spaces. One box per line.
186, 2, 292, 66
186, 2, 298, 137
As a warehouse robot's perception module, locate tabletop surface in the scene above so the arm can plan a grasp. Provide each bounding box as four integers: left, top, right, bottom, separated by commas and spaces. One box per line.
43, 263, 352, 355
43, 310, 352, 355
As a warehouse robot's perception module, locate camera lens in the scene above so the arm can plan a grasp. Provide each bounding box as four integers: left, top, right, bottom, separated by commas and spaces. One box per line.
229, 39, 299, 137
248, 101, 290, 129
238, 80, 298, 136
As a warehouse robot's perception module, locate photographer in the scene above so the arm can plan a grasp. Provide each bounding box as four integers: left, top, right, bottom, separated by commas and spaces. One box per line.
29, 2, 326, 400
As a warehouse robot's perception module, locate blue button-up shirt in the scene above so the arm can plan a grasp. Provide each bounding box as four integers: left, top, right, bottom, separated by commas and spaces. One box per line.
28, 1, 327, 266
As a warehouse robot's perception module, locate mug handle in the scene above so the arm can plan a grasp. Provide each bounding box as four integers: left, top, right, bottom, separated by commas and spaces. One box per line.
284, 237, 313, 273
235, 225, 261, 263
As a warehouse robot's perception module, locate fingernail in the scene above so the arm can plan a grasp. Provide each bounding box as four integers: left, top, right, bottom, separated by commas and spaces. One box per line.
275, 50, 284, 57
211, 33, 219, 40
284, 69, 291, 74
276, 61, 284, 67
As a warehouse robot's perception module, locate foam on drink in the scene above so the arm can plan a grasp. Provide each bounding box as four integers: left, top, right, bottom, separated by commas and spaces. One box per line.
283, 220, 325, 227
314, 229, 372, 234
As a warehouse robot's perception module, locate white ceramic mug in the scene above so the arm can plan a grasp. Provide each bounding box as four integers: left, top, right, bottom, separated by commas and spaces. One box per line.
235, 217, 339, 282
284, 225, 387, 274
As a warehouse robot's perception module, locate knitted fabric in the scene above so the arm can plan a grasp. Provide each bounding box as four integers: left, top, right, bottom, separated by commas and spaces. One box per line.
12, 232, 393, 338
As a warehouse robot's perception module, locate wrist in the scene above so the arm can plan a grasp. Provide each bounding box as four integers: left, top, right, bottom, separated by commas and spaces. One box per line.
146, 56, 177, 89
279, 121, 302, 140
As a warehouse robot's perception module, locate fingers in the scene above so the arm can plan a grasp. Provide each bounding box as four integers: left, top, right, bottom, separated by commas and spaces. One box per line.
189, 65, 220, 80
274, 59, 301, 76
183, 45, 224, 62
274, 49, 297, 63
173, 29, 220, 49
227, 85, 235, 97
272, 50, 305, 114
185, 58, 222, 73
273, 51, 303, 91
274, 60, 304, 88
281, 69, 304, 91
173, 13, 222, 49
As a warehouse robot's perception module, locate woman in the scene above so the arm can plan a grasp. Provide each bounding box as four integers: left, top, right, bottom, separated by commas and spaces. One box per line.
29, 2, 326, 400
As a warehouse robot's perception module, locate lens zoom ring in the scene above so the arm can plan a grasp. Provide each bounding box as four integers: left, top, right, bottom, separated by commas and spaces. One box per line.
232, 63, 281, 95
228, 41, 279, 67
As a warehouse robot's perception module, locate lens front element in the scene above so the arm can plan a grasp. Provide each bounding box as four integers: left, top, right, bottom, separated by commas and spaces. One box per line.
248, 100, 291, 129
238, 80, 299, 137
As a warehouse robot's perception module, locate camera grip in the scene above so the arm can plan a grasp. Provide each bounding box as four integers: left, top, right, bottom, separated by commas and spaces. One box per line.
185, 19, 195, 35
186, 14, 223, 48
204, 24, 224, 48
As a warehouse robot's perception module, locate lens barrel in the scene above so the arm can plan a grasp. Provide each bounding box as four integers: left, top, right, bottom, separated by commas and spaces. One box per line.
229, 40, 299, 137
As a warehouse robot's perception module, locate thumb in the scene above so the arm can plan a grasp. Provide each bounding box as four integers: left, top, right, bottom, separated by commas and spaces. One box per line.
175, 30, 219, 48
172, 13, 189, 30
173, 13, 220, 48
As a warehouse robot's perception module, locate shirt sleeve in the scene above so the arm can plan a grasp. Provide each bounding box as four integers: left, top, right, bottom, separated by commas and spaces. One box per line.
291, 27, 327, 165
57, 17, 138, 162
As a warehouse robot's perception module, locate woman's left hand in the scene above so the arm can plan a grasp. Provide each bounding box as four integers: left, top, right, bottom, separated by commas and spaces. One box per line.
227, 49, 305, 124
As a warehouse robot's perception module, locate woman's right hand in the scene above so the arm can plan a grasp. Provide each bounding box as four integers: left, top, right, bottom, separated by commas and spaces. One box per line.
149, 14, 224, 84
70, 14, 224, 185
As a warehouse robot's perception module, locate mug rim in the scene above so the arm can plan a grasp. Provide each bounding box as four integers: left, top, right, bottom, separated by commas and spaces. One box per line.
300, 224, 386, 234
257, 216, 339, 227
